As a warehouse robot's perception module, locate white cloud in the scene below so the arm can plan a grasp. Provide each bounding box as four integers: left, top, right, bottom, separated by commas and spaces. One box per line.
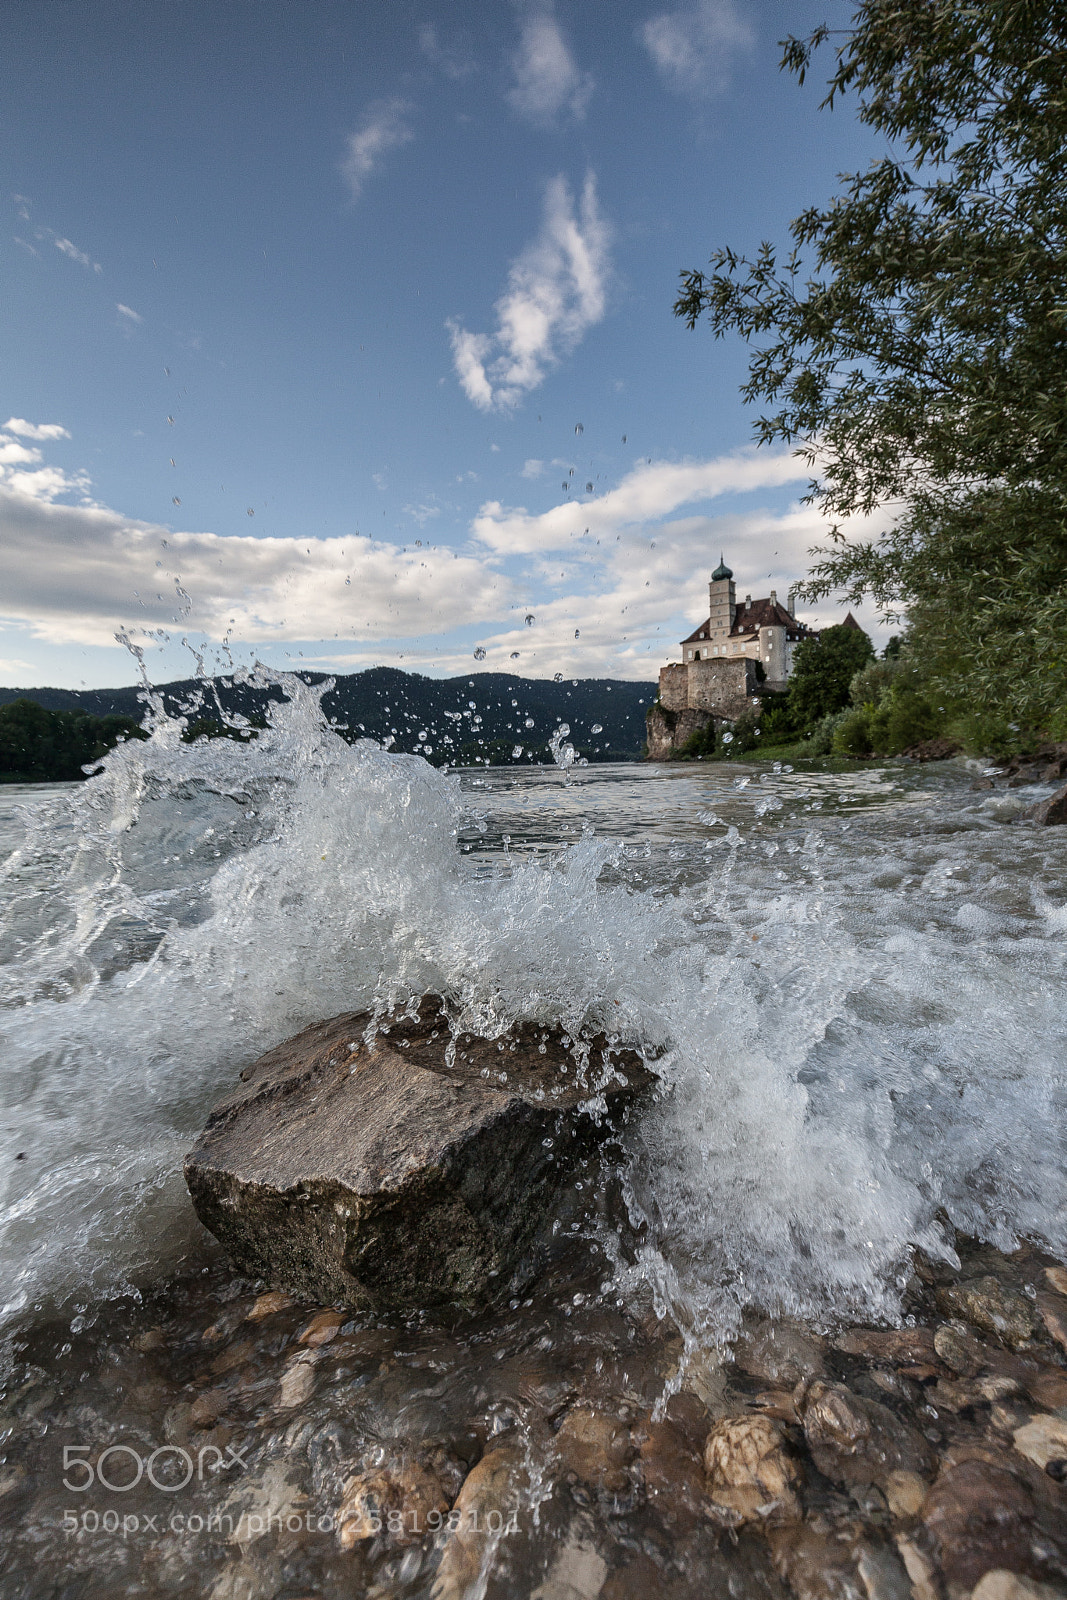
116, 303, 143, 323
4, 418, 72, 441
0, 487, 514, 651
419, 23, 477, 80
507, 8, 592, 127
52, 235, 103, 273
448, 174, 610, 411
340, 99, 415, 200
521, 459, 544, 478
640, 0, 753, 97
0, 438, 41, 467
472, 448, 811, 553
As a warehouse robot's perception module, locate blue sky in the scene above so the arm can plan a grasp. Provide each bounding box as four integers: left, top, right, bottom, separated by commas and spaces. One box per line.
0, 0, 889, 689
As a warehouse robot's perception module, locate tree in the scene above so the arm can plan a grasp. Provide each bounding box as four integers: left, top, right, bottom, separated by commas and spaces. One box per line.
788, 622, 875, 730
675, 1, 1067, 732
0, 699, 145, 782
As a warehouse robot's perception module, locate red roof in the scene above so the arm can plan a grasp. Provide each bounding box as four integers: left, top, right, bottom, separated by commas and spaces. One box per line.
681, 597, 813, 645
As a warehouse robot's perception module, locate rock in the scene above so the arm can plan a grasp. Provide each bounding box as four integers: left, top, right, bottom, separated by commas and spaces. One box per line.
902, 738, 961, 761
833, 1327, 939, 1367
922, 1460, 1039, 1589
798, 1380, 934, 1490
1026, 1371, 1067, 1411
736, 1322, 827, 1387
972, 1573, 1067, 1600
1046, 1267, 1067, 1297
184, 997, 652, 1317
934, 1319, 991, 1375
883, 1469, 927, 1520
1012, 1415, 1067, 1474
529, 1519, 608, 1600
189, 1388, 229, 1428
937, 1277, 1040, 1349
894, 1533, 940, 1600
431, 1443, 528, 1600
1025, 784, 1067, 826
133, 1327, 166, 1353
336, 1458, 449, 1548
246, 1290, 294, 1321
1035, 1292, 1067, 1354
554, 1406, 632, 1496
297, 1310, 344, 1346
635, 1416, 710, 1531
769, 1525, 911, 1600
972, 777, 996, 791
703, 1415, 802, 1524
275, 1350, 318, 1411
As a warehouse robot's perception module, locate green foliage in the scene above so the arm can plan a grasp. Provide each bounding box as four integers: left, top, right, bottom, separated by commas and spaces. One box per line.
757, 690, 797, 743
789, 624, 875, 727
0, 699, 145, 782
833, 706, 875, 756
848, 656, 899, 708
181, 713, 266, 744
676, 1, 1067, 734
675, 720, 719, 760
724, 710, 763, 754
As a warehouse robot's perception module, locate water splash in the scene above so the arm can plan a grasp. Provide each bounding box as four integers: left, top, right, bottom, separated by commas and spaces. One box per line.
1, 672, 1066, 1350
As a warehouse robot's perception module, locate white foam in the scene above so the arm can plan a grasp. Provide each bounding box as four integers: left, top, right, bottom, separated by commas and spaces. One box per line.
1, 674, 1065, 1341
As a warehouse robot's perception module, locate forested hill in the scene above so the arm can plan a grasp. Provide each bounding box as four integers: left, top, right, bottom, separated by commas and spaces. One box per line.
0, 668, 657, 764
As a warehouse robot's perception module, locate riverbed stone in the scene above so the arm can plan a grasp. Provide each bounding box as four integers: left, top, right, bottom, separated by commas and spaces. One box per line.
798, 1379, 934, 1490
1025, 784, 1067, 826
703, 1415, 802, 1524
184, 996, 652, 1317
937, 1276, 1040, 1349
921, 1460, 1039, 1589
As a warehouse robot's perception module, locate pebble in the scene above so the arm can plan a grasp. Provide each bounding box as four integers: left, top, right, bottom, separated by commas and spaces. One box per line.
922, 1460, 1039, 1589
337, 1458, 449, 1549
1036, 1292, 1067, 1354
703, 1414, 801, 1524
431, 1443, 529, 1600
938, 1276, 1040, 1349
297, 1309, 344, 1346
1046, 1266, 1067, 1297
1012, 1414, 1067, 1473
246, 1289, 295, 1321
798, 1380, 934, 1489
972, 1573, 1067, 1600
883, 1468, 927, 1519
554, 1405, 633, 1495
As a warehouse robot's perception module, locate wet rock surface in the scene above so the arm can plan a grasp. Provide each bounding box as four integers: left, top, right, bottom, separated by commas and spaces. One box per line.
3, 1225, 1067, 1600
184, 996, 652, 1317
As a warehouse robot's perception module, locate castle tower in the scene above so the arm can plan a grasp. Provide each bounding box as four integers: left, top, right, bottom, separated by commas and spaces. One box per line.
708, 555, 735, 643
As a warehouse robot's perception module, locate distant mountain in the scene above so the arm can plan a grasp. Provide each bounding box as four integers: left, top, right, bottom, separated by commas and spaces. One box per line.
0, 668, 657, 763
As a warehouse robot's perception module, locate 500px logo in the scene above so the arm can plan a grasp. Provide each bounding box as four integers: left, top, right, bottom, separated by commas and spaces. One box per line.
62, 1442, 248, 1493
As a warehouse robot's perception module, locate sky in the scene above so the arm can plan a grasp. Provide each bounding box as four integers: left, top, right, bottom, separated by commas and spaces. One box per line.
0, 0, 891, 690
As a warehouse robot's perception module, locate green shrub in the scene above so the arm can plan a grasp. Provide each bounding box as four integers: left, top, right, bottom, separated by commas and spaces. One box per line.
849, 658, 899, 708
833, 707, 875, 756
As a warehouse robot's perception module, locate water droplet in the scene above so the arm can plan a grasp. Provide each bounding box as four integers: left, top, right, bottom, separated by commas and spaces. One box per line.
722, 732, 734, 744
553, 672, 563, 683
246, 507, 254, 516
558, 723, 570, 737
512, 745, 523, 758
473, 646, 486, 660
574, 629, 580, 639
524, 614, 535, 627
172, 496, 181, 505
167, 415, 174, 425
585, 482, 593, 493
591, 723, 602, 734
510, 651, 520, 659
574, 422, 583, 435
524, 716, 535, 728
345, 577, 351, 585
621, 434, 627, 443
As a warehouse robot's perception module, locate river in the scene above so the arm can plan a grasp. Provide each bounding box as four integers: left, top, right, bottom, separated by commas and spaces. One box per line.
1, 677, 1065, 1596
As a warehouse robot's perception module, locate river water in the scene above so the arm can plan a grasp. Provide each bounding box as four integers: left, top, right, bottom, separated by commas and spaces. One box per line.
1, 676, 1066, 1597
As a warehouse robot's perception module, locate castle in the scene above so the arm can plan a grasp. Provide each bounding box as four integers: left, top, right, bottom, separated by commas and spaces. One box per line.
645, 557, 821, 758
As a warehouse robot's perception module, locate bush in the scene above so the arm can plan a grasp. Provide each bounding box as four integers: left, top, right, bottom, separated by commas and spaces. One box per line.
848, 657, 899, 708
802, 709, 851, 756
758, 690, 797, 743
724, 710, 763, 754
833, 707, 875, 756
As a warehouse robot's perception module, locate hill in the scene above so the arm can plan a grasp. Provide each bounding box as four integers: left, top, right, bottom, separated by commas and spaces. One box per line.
0, 668, 657, 765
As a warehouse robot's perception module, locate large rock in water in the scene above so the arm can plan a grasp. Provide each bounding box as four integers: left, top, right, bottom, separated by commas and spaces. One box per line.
184, 996, 652, 1317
